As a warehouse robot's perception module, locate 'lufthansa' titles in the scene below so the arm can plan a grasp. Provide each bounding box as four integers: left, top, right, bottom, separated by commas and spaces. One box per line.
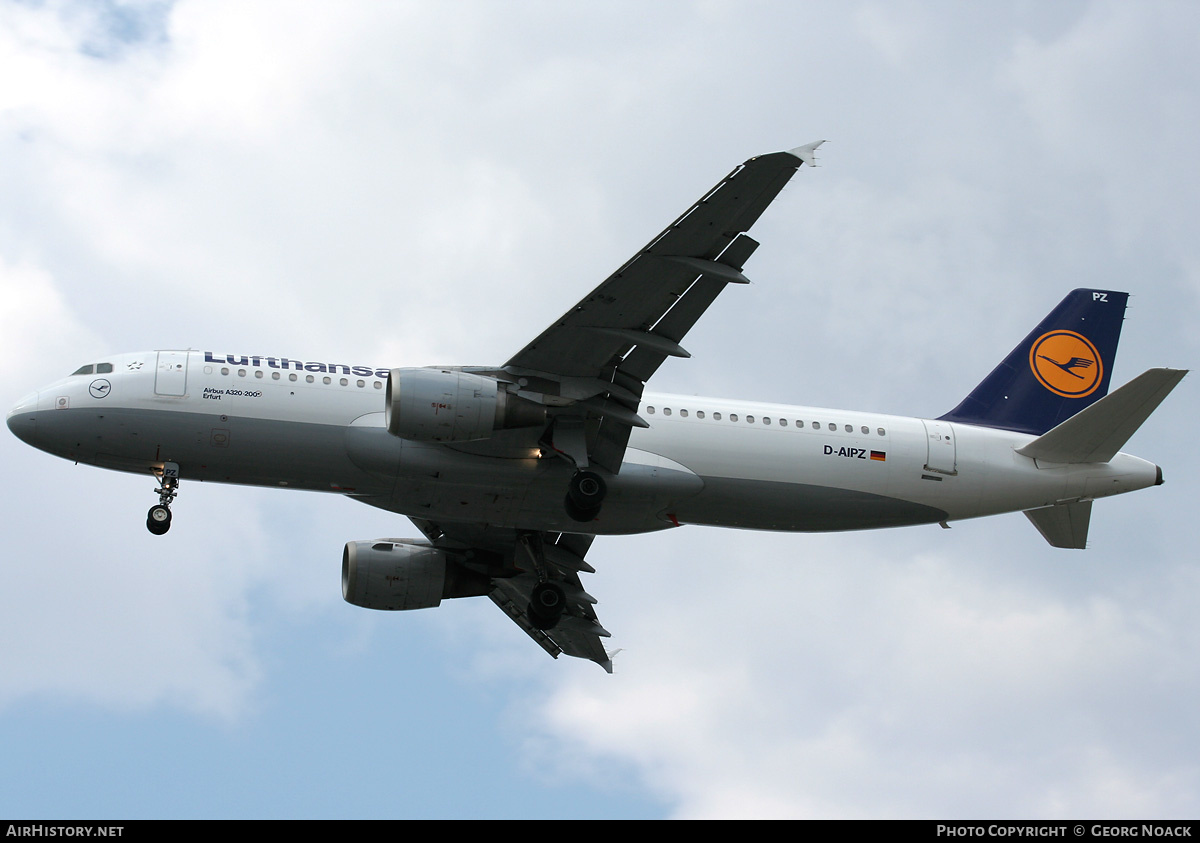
204, 352, 390, 380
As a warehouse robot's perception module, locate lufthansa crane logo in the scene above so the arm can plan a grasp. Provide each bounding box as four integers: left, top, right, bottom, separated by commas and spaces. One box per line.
1029, 330, 1102, 398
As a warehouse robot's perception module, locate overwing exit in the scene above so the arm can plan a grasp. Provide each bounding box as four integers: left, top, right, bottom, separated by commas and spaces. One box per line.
7, 142, 1186, 671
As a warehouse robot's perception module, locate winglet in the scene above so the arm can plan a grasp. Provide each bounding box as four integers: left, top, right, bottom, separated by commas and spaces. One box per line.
789, 140, 826, 167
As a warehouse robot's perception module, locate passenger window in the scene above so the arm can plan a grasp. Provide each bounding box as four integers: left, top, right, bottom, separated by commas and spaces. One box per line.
646, 406, 656, 414
796, 420, 804, 428
763, 417, 771, 425
238, 369, 247, 377
221, 367, 230, 376
878, 428, 886, 436
255, 370, 264, 379
289, 373, 298, 382
730, 414, 739, 422
271, 372, 280, 380
356, 379, 365, 388
339, 378, 348, 386
713, 412, 722, 421
779, 419, 787, 427
845, 424, 853, 433
861, 426, 869, 435
813, 422, 821, 430
374, 381, 382, 389
323, 376, 332, 385
680, 409, 688, 418
696, 410, 705, 419
663, 408, 672, 416
306, 375, 315, 383
746, 415, 755, 424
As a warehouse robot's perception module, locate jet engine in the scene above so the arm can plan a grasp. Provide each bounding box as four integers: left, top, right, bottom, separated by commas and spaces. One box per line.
341, 539, 491, 611
385, 368, 545, 442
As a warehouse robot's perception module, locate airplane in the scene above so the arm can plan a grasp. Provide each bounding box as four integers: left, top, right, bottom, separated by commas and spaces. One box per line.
6, 142, 1187, 672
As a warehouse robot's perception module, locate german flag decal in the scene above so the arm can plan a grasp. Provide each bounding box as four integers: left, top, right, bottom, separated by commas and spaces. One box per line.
870, 450, 886, 461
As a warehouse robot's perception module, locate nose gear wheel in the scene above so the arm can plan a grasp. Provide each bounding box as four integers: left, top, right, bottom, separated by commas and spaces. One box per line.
147, 463, 179, 535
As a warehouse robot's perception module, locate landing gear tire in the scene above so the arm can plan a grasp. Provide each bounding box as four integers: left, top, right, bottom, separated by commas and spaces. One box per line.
146, 505, 172, 535
148, 462, 179, 536
565, 470, 606, 522
563, 497, 601, 523
528, 581, 566, 631
567, 471, 606, 508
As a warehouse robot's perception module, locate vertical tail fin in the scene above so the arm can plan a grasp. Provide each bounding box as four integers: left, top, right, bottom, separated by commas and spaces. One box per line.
939, 289, 1128, 435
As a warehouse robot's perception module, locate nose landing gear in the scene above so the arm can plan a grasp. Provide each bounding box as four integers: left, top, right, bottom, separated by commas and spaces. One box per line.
146, 463, 179, 535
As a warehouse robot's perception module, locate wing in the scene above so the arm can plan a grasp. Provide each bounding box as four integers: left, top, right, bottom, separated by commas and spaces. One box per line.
408, 517, 613, 671
500, 141, 825, 473
400, 144, 825, 670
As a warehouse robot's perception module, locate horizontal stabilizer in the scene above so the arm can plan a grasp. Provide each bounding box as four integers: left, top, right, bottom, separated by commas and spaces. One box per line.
1024, 500, 1092, 549
1016, 368, 1187, 464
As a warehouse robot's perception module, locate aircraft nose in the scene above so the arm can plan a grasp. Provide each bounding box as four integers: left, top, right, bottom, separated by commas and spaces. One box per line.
7, 391, 39, 447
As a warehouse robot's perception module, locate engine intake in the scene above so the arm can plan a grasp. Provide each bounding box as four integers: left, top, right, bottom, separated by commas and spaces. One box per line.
342, 539, 491, 611
385, 368, 545, 442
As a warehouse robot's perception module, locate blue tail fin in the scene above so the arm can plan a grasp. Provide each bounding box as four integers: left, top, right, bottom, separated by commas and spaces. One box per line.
939, 289, 1128, 435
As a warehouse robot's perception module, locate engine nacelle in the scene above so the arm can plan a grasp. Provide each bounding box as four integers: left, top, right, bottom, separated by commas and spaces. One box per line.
385, 368, 545, 442
342, 539, 491, 611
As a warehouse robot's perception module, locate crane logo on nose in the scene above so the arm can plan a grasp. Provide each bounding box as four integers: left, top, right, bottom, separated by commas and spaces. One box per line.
89, 379, 112, 399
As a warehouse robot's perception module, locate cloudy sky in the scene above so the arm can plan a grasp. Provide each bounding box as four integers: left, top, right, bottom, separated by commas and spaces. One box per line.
2, 0, 1197, 819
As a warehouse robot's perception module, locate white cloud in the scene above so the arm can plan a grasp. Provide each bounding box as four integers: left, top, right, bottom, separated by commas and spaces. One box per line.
0, 256, 102, 376
535, 530, 1200, 817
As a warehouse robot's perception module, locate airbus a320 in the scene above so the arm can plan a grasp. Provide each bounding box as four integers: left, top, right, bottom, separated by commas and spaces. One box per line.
7, 142, 1185, 671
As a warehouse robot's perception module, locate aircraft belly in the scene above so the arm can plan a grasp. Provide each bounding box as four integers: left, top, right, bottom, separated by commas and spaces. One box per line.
190, 415, 385, 491
515, 458, 703, 535
35, 407, 388, 494
675, 475, 948, 531
345, 427, 704, 535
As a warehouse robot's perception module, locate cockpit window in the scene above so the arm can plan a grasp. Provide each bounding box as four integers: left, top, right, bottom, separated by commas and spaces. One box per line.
70, 363, 114, 376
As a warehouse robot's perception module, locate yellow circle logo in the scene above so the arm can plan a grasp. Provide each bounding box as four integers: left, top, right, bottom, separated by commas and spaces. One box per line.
1029, 330, 1103, 398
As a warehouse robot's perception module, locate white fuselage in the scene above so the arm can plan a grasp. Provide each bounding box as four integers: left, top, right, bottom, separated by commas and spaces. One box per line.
7, 350, 1161, 536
